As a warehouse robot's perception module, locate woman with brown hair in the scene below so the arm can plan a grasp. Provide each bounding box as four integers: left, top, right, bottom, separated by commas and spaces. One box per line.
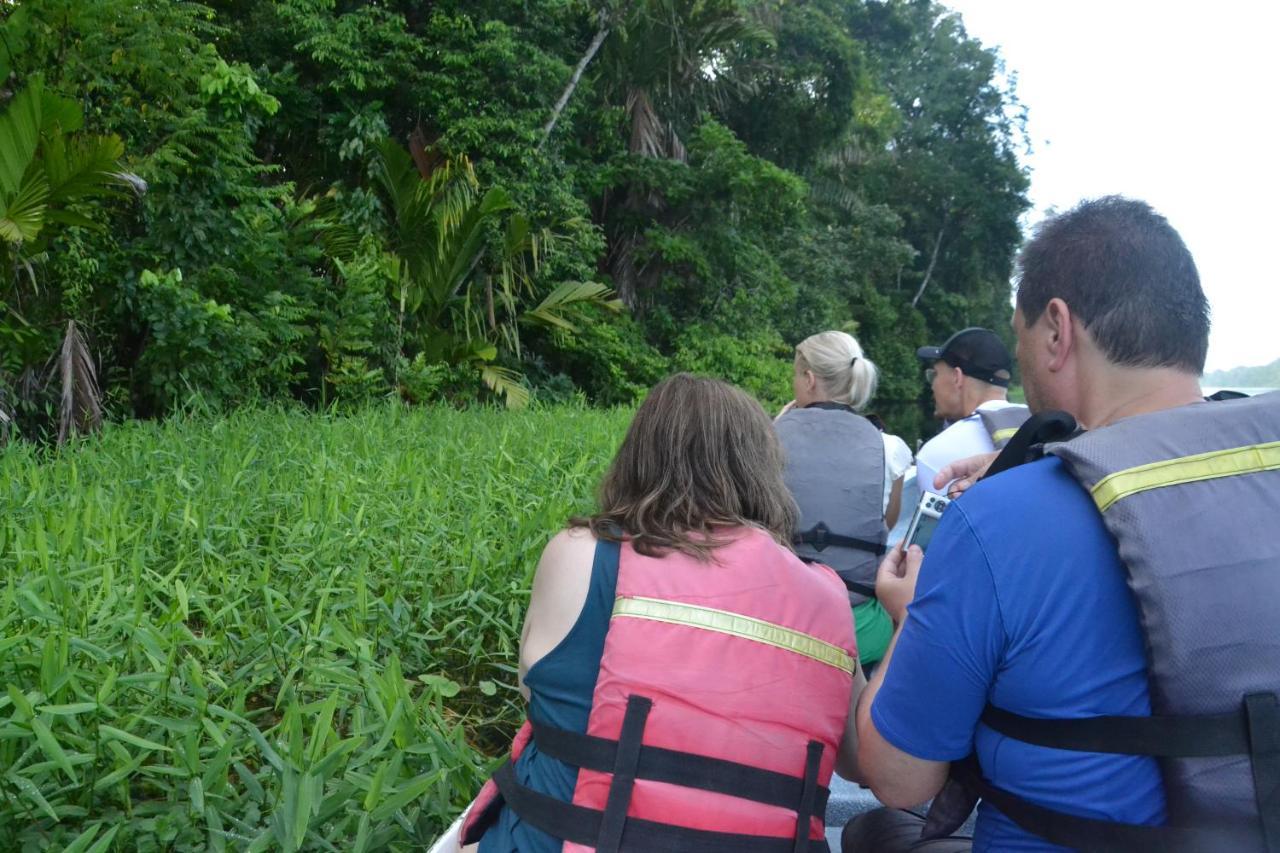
459, 373, 864, 853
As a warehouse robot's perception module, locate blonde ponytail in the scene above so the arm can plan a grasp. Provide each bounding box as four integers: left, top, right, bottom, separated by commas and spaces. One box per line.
795, 331, 879, 411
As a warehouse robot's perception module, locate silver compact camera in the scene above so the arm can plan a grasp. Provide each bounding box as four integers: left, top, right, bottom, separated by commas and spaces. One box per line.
903, 491, 951, 552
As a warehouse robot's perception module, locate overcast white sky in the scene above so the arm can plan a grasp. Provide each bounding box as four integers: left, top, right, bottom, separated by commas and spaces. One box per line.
944, 0, 1280, 372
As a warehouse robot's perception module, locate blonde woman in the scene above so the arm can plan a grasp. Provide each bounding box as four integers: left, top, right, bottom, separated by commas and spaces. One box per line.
775, 332, 911, 668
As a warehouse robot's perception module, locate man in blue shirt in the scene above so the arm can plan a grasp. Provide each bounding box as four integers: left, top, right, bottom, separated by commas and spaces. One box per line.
846, 197, 1212, 852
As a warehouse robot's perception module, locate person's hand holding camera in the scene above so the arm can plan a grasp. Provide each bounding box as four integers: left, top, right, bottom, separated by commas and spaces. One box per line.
875, 542, 925, 625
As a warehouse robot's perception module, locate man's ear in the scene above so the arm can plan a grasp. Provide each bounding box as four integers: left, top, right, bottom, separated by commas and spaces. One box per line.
1043, 297, 1075, 372
804, 369, 818, 393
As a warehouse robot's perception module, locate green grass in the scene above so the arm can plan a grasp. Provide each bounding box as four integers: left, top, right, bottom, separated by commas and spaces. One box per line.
0, 404, 630, 851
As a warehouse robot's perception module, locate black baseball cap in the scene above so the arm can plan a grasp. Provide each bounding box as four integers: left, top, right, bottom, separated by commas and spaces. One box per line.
916, 327, 1013, 387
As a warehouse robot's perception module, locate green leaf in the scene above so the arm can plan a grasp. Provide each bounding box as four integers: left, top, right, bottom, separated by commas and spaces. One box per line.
291, 772, 313, 849
370, 771, 438, 821
363, 758, 388, 811
7, 685, 36, 720
417, 674, 461, 698
39, 90, 84, 134
60, 824, 103, 853
0, 168, 50, 243
351, 812, 372, 853
5, 772, 59, 821
84, 826, 121, 853
189, 776, 205, 815
234, 761, 265, 802
41, 132, 127, 205
99, 724, 171, 752
36, 702, 99, 716
31, 717, 78, 783
0, 81, 42, 198
92, 752, 147, 790
241, 722, 285, 773
479, 680, 498, 697
306, 691, 339, 766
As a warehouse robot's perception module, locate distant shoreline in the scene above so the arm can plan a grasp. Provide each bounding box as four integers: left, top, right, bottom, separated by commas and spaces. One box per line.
1202, 386, 1278, 396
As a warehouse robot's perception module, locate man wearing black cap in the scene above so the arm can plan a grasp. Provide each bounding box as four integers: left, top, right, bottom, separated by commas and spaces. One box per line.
914, 328, 1029, 496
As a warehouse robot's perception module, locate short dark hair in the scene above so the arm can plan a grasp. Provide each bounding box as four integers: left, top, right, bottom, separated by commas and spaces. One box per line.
1015, 196, 1209, 373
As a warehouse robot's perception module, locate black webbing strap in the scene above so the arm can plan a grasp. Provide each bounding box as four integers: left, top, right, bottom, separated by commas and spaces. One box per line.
842, 579, 877, 599
794, 522, 886, 556
1245, 693, 1280, 853
491, 761, 828, 853
791, 741, 824, 853
982, 410, 1079, 480
982, 703, 1252, 758
951, 755, 1258, 853
530, 720, 830, 815
596, 696, 651, 852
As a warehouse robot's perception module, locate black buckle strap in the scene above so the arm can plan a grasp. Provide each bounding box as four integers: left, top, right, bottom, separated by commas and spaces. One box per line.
952, 755, 1257, 853
596, 696, 651, 852
791, 741, 824, 853
794, 522, 886, 556
967, 696, 1280, 851
1245, 693, 1280, 853
981, 703, 1251, 758
492, 761, 829, 853
530, 721, 830, 815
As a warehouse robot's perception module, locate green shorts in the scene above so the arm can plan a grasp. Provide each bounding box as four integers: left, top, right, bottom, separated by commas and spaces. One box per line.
852, 598, 893, 666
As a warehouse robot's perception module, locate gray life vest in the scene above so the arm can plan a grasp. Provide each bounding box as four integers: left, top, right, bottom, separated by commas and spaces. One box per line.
975, 404, 1031, 450
775, 403, 887, 606
939, 392, 1280, 852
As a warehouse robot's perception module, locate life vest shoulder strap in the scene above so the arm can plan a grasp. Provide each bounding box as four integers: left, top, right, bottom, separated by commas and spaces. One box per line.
981, 410, 1080, 480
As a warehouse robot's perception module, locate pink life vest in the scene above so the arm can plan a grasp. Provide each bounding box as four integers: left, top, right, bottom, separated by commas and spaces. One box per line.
462, 526, 856, 852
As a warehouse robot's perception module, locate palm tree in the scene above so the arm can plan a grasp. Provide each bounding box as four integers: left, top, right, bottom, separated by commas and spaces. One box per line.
324, 139, 619, 407
594, 0, 771, 307
0, 78, 143, 443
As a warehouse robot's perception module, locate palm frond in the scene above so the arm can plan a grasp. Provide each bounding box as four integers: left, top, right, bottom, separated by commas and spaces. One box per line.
41, 132, 128, 204
436, 187, 514, 305
47, 320, 103, 446
38, 89, 84, 135
480, 365, 530, 409
0, 167, 50, 243
524, 282, 622, 332
627, 88, 666, 159
0, 81, 42, 198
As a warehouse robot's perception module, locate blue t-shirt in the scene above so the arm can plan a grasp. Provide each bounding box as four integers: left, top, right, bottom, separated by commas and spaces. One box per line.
871, 456, 1166, 851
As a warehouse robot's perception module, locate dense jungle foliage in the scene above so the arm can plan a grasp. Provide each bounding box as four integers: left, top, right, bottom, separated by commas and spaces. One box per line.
0, 0, 1029, 444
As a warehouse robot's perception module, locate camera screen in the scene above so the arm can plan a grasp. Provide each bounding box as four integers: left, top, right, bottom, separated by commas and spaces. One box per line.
908, 512, 942, 551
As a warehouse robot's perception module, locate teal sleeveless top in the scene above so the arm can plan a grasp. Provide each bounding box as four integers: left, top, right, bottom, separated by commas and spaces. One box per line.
478, 538, 621, 853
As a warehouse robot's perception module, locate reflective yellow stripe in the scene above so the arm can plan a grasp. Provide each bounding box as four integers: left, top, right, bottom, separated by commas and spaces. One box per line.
1091, 440, 1280, 513
991, 427, 1019, 444
612, 596, 855, 674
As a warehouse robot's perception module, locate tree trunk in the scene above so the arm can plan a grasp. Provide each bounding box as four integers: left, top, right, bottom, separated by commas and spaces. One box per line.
539, 9, 614, 149
911, 208, 951, 308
